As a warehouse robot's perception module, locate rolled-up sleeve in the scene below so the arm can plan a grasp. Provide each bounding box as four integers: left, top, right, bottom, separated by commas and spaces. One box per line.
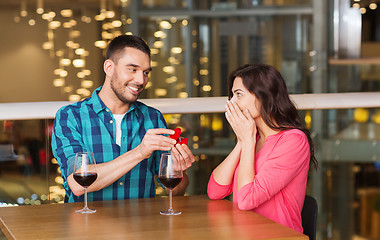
51, 107, 85, 189
207, 172, 233, 200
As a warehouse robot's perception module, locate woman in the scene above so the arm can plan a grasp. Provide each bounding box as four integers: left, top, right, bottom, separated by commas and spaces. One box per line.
207, 64, 318, 233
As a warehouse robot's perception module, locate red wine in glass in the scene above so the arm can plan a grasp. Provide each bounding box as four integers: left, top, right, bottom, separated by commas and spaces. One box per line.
158, 177, 182, 189
72, 152, 97, 214
74, 172, 98, 187
158, 153, 183, 215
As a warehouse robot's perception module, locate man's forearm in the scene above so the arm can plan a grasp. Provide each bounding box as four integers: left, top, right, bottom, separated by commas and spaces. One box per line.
68, 146, 144, 196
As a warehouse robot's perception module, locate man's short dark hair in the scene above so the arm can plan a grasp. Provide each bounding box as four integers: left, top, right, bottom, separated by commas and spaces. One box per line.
105, 35, 151, 63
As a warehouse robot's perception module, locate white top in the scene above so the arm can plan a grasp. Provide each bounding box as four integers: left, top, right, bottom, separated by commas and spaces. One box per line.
113, 113, 126, 146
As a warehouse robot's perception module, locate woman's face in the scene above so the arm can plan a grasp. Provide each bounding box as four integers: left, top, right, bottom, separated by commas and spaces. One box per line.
230, 77, 261, 119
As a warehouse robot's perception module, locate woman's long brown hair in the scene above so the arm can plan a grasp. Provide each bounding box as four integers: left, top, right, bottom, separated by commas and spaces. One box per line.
228, 64, 318, 170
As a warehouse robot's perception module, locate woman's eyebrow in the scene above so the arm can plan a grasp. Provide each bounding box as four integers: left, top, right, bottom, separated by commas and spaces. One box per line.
233, 89, 243, 93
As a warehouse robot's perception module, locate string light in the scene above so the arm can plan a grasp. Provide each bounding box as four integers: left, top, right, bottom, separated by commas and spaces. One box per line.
95, 40, 107, 48
155, 89, 167, 97
160, 21, 172, 29
162, 66, 175, 74
60, 9, 73, 18
75, 48, 85, 55
352, 1, 379, 13
28, 19, 36, 26
153, 41, 164, 48
60, 59, 71, 66
49, 21, 61, 29
81, 80, 93, 88
369, 3, 377, 9
73, 59, 85, 68
202, 85, 212, 92
171, 47, 182, 54
20, 0, 27, 17
53, 78, 65, 87
154, 31, 167, 38
16, 0, 124, 101
36, 0, 44, 14
82, 69, 91, 76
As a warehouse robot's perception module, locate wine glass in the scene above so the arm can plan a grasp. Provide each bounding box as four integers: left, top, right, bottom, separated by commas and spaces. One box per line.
72, 152, 97, 214
158, 153, 183, 215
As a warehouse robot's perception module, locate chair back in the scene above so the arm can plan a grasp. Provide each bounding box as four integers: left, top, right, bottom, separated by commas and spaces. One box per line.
301, 195, 318, 240
0, 144, 17, 162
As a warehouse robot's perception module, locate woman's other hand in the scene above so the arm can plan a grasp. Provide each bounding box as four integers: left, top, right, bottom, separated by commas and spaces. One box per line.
225, 100, 257, 144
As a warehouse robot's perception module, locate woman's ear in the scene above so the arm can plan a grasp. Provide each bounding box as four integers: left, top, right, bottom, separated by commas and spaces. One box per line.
104, 59, 114, 77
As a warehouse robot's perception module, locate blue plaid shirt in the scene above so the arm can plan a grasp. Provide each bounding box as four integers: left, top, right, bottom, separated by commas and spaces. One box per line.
51, 87, 167, 202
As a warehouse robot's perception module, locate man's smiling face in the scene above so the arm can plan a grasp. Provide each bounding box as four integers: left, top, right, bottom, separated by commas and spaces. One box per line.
110, 47, 151, 104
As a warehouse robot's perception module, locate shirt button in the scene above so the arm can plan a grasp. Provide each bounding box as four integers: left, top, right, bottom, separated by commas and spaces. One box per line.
110, 120, 113, 124
106, 109, 109, 112
120, 182, 123, 186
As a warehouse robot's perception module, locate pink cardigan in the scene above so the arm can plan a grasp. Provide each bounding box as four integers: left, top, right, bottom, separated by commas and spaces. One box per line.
207, 129, 310, 233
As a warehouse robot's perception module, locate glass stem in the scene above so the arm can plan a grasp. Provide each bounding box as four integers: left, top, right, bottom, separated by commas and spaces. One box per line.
84, 187, 88, 209
169, 188, 173, 211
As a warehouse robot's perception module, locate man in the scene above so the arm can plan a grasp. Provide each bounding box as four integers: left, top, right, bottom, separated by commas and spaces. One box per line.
52, 35, 195, 202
